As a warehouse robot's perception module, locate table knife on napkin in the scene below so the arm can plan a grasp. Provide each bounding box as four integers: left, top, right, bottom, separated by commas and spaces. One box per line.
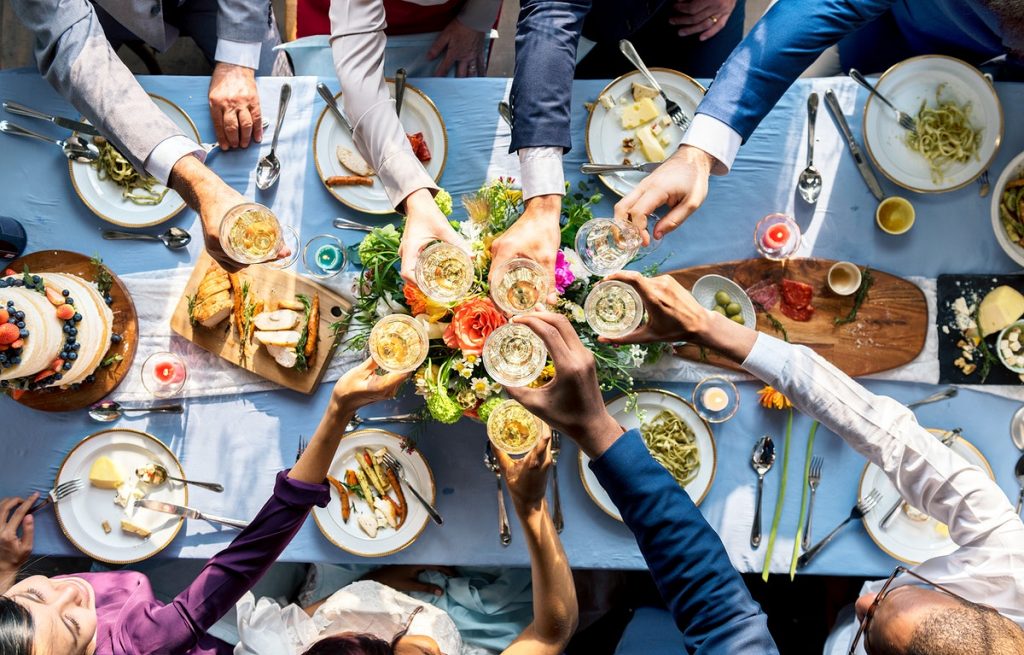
823, 89, 884, 202
137, 499, 249, 530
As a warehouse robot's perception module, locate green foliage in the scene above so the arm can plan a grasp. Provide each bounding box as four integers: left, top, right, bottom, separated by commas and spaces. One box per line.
560, 181, 602, 248
477, 396, 504, 423
434, 189, 453, 217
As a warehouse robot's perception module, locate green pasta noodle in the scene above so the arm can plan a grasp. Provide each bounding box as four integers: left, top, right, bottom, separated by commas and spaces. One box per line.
640, 409, 701, 487
91, 138, 170, 206
904, 83, 982, 185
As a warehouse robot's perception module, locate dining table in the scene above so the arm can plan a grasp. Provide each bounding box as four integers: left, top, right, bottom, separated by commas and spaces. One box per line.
0, 67, 1021, 579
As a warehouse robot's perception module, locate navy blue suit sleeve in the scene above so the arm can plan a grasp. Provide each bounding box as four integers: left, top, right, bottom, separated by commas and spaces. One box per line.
508, 0, 590, 153
591, 430, 778, 654
698, 0, 895, 141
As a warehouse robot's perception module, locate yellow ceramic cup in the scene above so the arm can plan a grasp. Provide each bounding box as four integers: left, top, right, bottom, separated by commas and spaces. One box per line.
876, 196, 915, 235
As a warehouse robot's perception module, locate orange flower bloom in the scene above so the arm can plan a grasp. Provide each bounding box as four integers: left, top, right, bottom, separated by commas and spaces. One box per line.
757, 385, 792, 410
444, 297, 506, 356
403, 282, 449, 323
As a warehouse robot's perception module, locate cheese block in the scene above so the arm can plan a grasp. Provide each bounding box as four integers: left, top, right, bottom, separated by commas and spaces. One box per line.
620, 98, 659, 129
89, 456, 124, 489
636, 124, 666, 162
120, 519, 151, 539
631, 82, 659, 101
978, 286, 1024, 336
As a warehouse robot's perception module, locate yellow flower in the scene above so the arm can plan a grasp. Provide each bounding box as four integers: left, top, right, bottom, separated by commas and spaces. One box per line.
757, 385, 792, 410
528, 363, 556, 388
462, 195, 491, 224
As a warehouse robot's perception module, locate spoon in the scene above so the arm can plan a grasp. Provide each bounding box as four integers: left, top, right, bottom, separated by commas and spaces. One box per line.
150, 463, 224, 493
906, 386, 958, 410
1015, 455, 1024, 514
798, 93, 822, 204
102, 226, 191, 249
0, 120, 99, 162
498, 101, 513, 128
255, 83, 291, 191
1011, 405, 1024, 451
750, 435, 776, 548
333, 217, 372, 232
88, 400, 183, 422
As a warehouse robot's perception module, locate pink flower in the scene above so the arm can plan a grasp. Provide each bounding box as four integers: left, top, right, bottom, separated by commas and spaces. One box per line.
554, 250, 576, 294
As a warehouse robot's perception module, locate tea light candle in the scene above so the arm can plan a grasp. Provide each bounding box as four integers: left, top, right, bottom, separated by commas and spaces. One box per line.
315, 244, 344, 272
154, 357, 185, 384
701, 386, 730, 412
762, 224, 791, 251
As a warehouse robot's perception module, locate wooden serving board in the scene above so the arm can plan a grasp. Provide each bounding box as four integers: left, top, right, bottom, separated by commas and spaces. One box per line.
10, 250, 138, 412
170, 253, 351, 395
669, 258, 928, 377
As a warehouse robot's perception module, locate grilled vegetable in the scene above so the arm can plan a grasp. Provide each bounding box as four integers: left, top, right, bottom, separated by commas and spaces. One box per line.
360, 451, 386, 496
327, 476, 352, 523
384, 466, 406, 525
352, 467, 374, 504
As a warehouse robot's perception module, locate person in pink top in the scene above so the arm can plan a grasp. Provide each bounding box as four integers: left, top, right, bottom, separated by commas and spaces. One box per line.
0, 358, 406, 655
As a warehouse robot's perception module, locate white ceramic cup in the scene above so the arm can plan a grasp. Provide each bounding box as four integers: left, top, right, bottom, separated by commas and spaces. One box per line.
828, 261, 862, 296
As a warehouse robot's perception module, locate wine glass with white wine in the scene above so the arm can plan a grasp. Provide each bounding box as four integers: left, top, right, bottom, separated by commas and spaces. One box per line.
574, 218, 644, 276
490, 257, 550, 316
415, 241, 474, 303
487, 399, 544, 456
368, 314, 429, 374
219, 202, 283, 265
482, 323, 548, 387
584, 279, 645, 338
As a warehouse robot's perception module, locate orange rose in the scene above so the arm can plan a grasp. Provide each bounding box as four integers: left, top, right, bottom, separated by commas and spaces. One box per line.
444, 297, 506, 356
403, 282, 448, 323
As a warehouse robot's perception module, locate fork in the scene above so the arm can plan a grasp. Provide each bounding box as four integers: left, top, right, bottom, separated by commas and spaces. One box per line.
295, 435, 307, 464
618, 40, 690, 130
550, 431, 564, 533
979, 170, 991, 197
380, 451, 443, 525
801, 457, 824, 550
28, 479, 83, 515
484, 443, 512, 546
849, 69, 917, 134
201, 119, 271, 156
797, 489, 882, 569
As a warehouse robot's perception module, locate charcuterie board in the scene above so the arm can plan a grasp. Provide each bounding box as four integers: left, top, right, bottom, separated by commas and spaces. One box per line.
668, 258, 928, 377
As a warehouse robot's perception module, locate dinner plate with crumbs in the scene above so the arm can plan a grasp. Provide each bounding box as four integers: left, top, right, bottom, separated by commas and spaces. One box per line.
858, 428, 993, 565
313, 81, 447, 215
579, 389, 716, 522
313, 429, 435, 557
68, 95, 200, 228
862, 55, 1002, 193
54, 428, 187, 564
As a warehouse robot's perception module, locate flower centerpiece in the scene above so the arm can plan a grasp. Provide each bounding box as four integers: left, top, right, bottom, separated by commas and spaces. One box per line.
341, 179, 667, 424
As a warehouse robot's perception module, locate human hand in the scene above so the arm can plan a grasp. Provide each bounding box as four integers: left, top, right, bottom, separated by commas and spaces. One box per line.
364, 565, 458, 597
209, 62, 263, 149
599, 271, 711, 344
669, 0, 737, 40
0, 494, 36, 590
427, 18, 487, 77
495, 428, 552, 511
399, 189, 470, 285
613, 145, 715, 242
505, 313, 623, 458
331, 358, 409, 416
488, 195, 562, 303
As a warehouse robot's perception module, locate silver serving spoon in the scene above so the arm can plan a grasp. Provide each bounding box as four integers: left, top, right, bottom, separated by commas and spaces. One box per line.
149, 463, 224, 493
1011, 405, 1024, 451
750, 435, 776, 549
798, 93, 822, 204
102, 226, 191, 250
255, 84, 291, 190
0, 120, 99, 162
88, 400, 183, 422
1015, 454, 1024, 514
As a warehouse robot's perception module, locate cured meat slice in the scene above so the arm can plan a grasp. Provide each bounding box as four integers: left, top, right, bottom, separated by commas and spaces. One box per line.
781, 279, 813, 309
406, 132, 432, 162
780, 302, 815, 322
746, 279, 779, 311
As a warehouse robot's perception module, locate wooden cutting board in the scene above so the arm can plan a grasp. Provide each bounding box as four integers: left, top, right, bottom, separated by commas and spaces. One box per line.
668, 258, 928, 377
170, 253, 351, 394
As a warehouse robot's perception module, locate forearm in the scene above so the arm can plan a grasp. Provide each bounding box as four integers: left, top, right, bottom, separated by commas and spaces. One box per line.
168, 155, 222, 221
514, 499, 577, 649
289, 399, 354, 484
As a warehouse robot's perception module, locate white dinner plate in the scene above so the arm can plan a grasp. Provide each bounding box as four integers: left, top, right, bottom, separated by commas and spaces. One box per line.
579, 389, 716, 522
312, 429, 435, 557
54, 428, 187, 564
313, 81, 447, 215
858, 429, 993, 565
68, 95, 199, 227
989, 149, 1024, 266
585, 68, 705, 198
862, 55, 1002, 193
691, 274, 756, 329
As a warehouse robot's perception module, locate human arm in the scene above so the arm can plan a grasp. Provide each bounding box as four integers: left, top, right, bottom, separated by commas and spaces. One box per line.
208, 0, 272, 148
0, 495, 37, 594
488, 194, 562, 300
670, 0, 737, 40
427, 0, 501, 77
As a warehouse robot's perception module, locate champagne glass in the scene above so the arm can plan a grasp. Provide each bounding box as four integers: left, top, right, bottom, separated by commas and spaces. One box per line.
303, 234, 348, 279
219, 202, 283, 265
490, 258, 550, 316
487, 399, 543, 456
415, 241, 474, 303
482, 323, 547, 387
263, 224, 299, 270
754, 213, 801, 261
368, 314, 429, 374
584, 279, 645, 338
574, 218, 644, 276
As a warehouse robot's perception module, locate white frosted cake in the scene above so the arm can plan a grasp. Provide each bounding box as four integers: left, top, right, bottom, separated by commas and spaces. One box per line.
0, 271, 114, 391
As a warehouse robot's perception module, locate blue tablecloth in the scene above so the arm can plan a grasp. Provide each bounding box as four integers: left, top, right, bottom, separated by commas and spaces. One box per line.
0, 69, 1021, 576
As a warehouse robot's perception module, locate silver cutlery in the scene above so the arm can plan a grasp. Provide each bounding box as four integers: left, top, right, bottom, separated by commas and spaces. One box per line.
550, 431, 564, 533
619, 40, 689, 129
149, 463, 224, 493
802, 456, 824, 550
498, 101, 513, 128
798, 489, 882, 569
2, 100, 100, 136
849, 69, 917, 134
0, 120, 99, 162
28, 478, 83, 515
581, 162, 660, 175
102, 227, 191, 250
346, 411, 423, 432
255, 83, 291, 191
906, 387, 957, 409
394, 68, 408, 118
979, 170, 991, 198
798, 93, 822, 204
88, 400, 184, 422
484, 443, 512, 546
1014, 454, 1024, 514
295, 435, 307, 463
201, 119, 269, 155
333, 217, 373, 233
880, 427, 960, 530
1011, 405, 1024, 451
317, 83, 354, 134
823, 89, 884, 202
750, 436, 776, 548
137, 499, 248, 529
381, 451, 443, 525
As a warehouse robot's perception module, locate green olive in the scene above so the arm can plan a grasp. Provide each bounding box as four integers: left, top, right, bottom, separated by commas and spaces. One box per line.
712, 305, 727, 316
714, 291, 732, 306
725, 302, 742, 316
730, 314, 745, 324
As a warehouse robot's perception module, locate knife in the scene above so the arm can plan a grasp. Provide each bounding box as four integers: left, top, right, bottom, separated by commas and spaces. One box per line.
3, 101, 101, 137
823, 89, 885, 202
137, 499, 249, 530
316, 83, 354, 134
394, 68, 407, 118
581, 162, 660, 175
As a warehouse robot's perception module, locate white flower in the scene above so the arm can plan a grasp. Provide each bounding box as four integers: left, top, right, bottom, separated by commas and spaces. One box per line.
471, 377, 491, 398
562, 248, 589, 280
561, 300, 586, 323
459, 220, 484, 243
375, 292, 408, 318
628, 344, 646, 367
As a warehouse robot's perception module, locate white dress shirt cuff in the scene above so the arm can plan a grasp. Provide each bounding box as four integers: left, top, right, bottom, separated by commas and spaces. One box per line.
739, 331, 788, 380
214, 39, 262, 70
376, 151, 439, 212
518, 147, 565, 200
682, 113, 742, 175
145, 136, 207, 186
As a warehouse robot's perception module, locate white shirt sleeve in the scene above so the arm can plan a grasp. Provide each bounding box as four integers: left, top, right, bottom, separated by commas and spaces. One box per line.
681, 113, 741, 175
144, 135, 207, 186
214, 38, 262, 70
518, 147, 565, 200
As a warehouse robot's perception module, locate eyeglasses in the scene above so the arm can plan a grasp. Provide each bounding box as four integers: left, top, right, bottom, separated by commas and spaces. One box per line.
848, 566, 967, 654
390, 605, 424, 649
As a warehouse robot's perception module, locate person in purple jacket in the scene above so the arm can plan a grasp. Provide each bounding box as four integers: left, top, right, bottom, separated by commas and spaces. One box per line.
0, 357, 407, 655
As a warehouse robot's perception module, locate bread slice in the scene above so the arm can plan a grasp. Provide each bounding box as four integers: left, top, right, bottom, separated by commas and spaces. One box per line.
336, 146, 374, 176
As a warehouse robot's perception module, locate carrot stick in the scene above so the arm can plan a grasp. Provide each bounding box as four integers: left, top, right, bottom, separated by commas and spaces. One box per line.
385, 468, 407, 525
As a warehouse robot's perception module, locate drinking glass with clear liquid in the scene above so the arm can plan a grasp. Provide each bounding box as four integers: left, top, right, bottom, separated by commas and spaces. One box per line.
482, 323, 547, 387
415, 242, 474, 303
368, 314, 429, 374
219, 203, 283, 264
574, 218, 644, 276
490, 258, 550, 316
487, 399, 543, 455
584, 279, 644, 338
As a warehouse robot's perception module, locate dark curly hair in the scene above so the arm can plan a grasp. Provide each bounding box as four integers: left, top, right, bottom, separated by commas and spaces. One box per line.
0, 596, 33, 655
301, 633, 393, 655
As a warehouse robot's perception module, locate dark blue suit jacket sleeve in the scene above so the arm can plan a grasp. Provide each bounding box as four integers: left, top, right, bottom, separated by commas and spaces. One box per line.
698, 0, 894, 141
591, 430, 779, 654
508, 0, 591, 153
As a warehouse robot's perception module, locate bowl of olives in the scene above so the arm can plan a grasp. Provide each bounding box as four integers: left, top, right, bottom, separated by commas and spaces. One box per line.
691, 274, 756, 329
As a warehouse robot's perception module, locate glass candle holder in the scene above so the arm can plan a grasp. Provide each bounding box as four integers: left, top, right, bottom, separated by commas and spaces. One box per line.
368, 314, 429, 374
262, 224, 299, 270
142, 351, 187, 398
490, 258, 549, 316
692, 376, 739, 423
754, 213, 801, 261
584, 279, 645, 338
487, 399, 543, 456
574, 218, 643, 276
482, 323, 547, 387
219, 202, 283, 265
303, 234, 348, 279
415, 241, 474, 303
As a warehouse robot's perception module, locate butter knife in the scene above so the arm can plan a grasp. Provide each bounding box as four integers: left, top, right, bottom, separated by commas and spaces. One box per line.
581, 162, 660, 174
316, 83, 354, 134
394, 68, 407, 118
823, 89, 884, 202
3, 100, 101, 137
137, 499, 249, 530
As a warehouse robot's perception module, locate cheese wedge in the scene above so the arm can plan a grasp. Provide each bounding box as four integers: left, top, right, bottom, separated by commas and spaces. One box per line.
978, 286, 1024, 336
620, 98, 659, 129
636, 124, 666, 162
120, 519, 151, 539
89, 456, 124, 490
337, 146, 374, 177
631, 82, 659, 101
